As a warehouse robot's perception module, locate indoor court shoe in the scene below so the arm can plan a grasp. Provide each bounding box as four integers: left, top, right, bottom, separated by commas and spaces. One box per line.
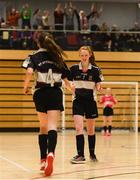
44, 152, 54, 176
103, 132, 107, 136
107, 132, 111, 136
40, 159, 46, 171
71, 155, 86, 164
90, 154, 98, 162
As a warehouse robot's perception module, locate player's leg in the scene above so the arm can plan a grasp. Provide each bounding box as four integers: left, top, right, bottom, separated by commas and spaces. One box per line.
71, 98, 86, 164
85, 100, 98, 161
103, 116, 108, 135
86, 119, 98, 161
37, 112, 48, 171
44, 110, 60, 176
107, 116, 113, 136
71, 115, 86, 164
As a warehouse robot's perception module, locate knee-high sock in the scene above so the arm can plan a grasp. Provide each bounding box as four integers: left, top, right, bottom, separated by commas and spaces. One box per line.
108, 125, 112, 133
103, 126, 107, 132
48, 130, 57, 154
88, 134, 96, 156
76, 134, 85, 157
39, 134, 48, 159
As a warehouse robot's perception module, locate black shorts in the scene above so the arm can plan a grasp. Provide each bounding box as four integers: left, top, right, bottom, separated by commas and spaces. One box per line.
103, 106, 114, 116
33, 87, 64, 113
73, 98, 98, 119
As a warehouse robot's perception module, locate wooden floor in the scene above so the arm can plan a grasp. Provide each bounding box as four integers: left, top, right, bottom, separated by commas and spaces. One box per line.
0, 130, 140, 180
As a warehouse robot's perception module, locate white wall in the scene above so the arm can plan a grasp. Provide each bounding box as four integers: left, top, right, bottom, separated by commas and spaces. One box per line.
3, 0, 139, 30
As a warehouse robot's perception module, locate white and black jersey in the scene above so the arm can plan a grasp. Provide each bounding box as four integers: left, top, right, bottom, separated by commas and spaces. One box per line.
22, 48, 69, 89
70, 62, 103, 99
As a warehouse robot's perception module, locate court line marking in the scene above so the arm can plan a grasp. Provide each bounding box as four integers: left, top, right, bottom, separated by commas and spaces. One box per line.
0, 154, 32, 173
86, 171, 140, 179
31, 164, 140, 179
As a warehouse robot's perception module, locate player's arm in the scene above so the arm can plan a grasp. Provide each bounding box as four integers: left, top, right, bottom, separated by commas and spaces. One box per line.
23, 67, 33, 94
63, 78, 75, 94
112, 95, 117, 104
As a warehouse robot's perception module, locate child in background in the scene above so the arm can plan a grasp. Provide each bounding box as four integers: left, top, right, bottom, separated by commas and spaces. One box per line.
100, 87, 117, 136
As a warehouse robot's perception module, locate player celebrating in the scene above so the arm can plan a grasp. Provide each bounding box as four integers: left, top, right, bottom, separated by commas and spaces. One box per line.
22, 32, 72, 176
69, 46, 103, 164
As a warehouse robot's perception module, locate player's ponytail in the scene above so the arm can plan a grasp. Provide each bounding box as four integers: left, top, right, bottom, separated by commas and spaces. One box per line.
37, 32, 67, 69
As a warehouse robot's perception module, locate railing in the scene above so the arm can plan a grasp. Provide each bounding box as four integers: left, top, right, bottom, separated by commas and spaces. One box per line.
0, 28, 140, 51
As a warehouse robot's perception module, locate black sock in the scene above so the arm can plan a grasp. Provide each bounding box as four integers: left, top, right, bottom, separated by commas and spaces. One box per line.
39, 134, 48, 159
103, 126, 107, 132
76, 134, 84, 157
88, 134, 96, 157
48, 130, 57, 154
108, 125, 112, 133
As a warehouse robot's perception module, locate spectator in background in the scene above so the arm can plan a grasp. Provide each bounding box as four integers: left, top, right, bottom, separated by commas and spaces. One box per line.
7, 8, 20, 28
20, 3, 32, 29
32, 9, 42, 30
20, 25, 32, 49
79, 3, 102, 31
128, 22, 140, 51
9, 26, 21, 49
79, 10, 89, 31
129, 22, 140, 31
110, 24, 120, 51
42, 10, 50, 30
99, 22, 112, 51
89, 3, 103, 31
0, 16, 5, 28
54, 3, 64, 31
32, 25, 43, 49
64, 2, 75, 31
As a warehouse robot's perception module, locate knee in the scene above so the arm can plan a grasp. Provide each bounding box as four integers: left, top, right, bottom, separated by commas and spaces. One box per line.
40, 125, 47, 134
87, 127, 95, 135
75, 125, 83, 134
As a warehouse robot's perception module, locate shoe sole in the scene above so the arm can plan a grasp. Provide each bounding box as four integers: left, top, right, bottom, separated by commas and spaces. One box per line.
90, 159, 98, 162
40, 167, 45, 171
71, 160, 86, 164
44, 155, 54, 176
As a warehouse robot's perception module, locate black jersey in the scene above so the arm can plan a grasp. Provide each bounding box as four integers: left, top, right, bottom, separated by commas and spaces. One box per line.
70, 62, 103, 99
22, 48, 69, 89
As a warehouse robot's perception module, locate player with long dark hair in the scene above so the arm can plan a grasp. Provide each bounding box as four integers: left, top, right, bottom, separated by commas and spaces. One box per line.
22, 32, 72, 176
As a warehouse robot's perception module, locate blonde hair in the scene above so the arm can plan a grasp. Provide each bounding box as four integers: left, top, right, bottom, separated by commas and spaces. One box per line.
79, 46, 96, 66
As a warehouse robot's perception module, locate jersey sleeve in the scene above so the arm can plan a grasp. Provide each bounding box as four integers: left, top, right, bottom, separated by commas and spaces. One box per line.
95, 67, 104, 83
67, 66, 74, 81
98, 67, 104, 81
22, 55, 31, 69
61, 62, 71, 79
22, 55, 36, 71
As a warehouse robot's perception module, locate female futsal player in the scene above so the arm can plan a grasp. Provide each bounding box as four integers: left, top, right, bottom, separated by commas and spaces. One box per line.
69, 46, 103, 164
22, 32, 72, 176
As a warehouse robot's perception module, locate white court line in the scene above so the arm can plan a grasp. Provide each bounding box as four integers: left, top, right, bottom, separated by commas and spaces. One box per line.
0, 155, 32, 173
